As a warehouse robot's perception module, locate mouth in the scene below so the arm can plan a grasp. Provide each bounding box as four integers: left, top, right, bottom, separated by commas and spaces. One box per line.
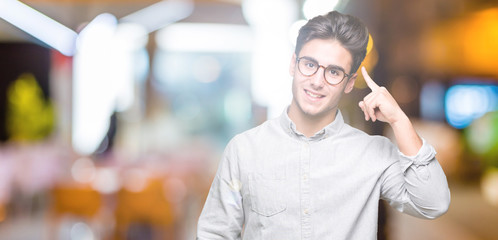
304, 89, 325, 99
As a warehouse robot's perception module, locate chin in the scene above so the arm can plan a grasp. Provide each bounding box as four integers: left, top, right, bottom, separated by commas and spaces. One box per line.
300, 105, 325, 117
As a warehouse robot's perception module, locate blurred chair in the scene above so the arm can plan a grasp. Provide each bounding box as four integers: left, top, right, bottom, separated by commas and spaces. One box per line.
114, 177, 176, 240
49, 184, 104, 239
51, 185, 102, 217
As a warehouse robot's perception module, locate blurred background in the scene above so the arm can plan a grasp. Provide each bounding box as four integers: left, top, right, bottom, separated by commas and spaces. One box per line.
0, 0, 497, 239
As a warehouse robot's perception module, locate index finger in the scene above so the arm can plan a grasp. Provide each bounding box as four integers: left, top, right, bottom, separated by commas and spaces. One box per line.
361, 66, 379, 91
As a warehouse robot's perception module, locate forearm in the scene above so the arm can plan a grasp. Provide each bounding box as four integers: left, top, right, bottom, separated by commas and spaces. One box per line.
401, 152, 450, 218
390, 113, 422, 156
384, 140, 451, 219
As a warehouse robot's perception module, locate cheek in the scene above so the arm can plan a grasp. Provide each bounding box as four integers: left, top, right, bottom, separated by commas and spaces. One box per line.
292, 77, 307, 100
326, 86, 345, 101
291, 79, 298, 95
289, 65, 295, 77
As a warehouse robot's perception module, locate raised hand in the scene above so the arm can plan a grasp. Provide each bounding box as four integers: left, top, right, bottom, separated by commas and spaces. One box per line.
358, 66, 422, 155
358, 66, 405, 125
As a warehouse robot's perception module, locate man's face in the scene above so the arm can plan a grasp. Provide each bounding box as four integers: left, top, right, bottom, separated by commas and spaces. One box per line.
289, 38, 356, 120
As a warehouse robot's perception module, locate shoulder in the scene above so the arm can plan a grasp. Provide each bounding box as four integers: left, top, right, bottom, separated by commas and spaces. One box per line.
232, 117, 281, 143
226, 117, 287, 159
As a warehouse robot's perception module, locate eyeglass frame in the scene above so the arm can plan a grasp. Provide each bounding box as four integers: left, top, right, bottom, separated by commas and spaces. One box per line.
296, 56, 352, 85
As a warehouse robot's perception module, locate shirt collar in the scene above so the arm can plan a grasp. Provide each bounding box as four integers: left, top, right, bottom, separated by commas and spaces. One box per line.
279, 107, 344, 141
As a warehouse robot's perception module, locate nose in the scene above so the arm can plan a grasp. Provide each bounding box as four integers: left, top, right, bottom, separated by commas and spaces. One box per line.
309, 66, 326, 88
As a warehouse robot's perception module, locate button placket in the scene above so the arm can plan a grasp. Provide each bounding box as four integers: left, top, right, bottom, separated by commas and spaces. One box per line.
300, 141, 312, 239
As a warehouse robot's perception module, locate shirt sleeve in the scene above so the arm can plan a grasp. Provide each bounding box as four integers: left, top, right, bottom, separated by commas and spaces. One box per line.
380, 138, 451, 219
197, 137, 245, 240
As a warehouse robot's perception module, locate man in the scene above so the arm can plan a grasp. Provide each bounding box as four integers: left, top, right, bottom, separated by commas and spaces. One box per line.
197, 11, 450, 240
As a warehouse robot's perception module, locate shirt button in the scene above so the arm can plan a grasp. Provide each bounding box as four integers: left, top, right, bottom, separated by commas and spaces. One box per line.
303, 174, 308, 180
304, 209, 309, 215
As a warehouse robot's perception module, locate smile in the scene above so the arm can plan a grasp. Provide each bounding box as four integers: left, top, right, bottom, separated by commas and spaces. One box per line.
305, 89, 324, 99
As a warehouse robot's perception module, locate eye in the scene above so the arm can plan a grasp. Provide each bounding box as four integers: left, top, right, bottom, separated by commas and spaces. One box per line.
328, 68, 341, 76
304, 60, 316, 69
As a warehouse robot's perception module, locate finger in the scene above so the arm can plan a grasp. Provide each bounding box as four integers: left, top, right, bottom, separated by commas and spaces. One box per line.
364, 97, 378, 122
363, 90, 376, 103
366, 105, 376, 122
358, 101, 369, 121
361, 66, 379, 91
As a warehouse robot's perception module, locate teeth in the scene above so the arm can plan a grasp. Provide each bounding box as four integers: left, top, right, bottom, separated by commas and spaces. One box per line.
306, 90, 321, 98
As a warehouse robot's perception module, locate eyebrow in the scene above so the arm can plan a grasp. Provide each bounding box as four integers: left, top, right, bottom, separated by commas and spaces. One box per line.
300, 56, 347, 73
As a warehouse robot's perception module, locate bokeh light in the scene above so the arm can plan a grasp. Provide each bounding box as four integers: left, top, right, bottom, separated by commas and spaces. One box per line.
303, 0, 340, 19
445, 84, 498, 129
71, 157, 96, 183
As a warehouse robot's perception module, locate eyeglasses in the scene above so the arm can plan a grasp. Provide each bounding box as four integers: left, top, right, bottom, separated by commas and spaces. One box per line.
296, 56, 352, 85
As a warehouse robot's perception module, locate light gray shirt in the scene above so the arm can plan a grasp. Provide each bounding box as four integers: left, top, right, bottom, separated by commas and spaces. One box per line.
197, 110, 450, 240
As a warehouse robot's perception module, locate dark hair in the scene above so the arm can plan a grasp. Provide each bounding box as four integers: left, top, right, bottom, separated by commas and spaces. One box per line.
295, 11, 369, 74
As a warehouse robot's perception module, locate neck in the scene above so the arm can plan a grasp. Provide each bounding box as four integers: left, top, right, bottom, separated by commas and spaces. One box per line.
287, 104, 337, 138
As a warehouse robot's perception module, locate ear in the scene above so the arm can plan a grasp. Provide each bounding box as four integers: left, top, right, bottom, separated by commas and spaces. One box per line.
344, 73, 357, 94
289, 53, 297, 77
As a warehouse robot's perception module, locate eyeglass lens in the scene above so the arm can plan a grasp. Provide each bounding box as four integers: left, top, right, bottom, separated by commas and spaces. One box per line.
298, 58, 346, 85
